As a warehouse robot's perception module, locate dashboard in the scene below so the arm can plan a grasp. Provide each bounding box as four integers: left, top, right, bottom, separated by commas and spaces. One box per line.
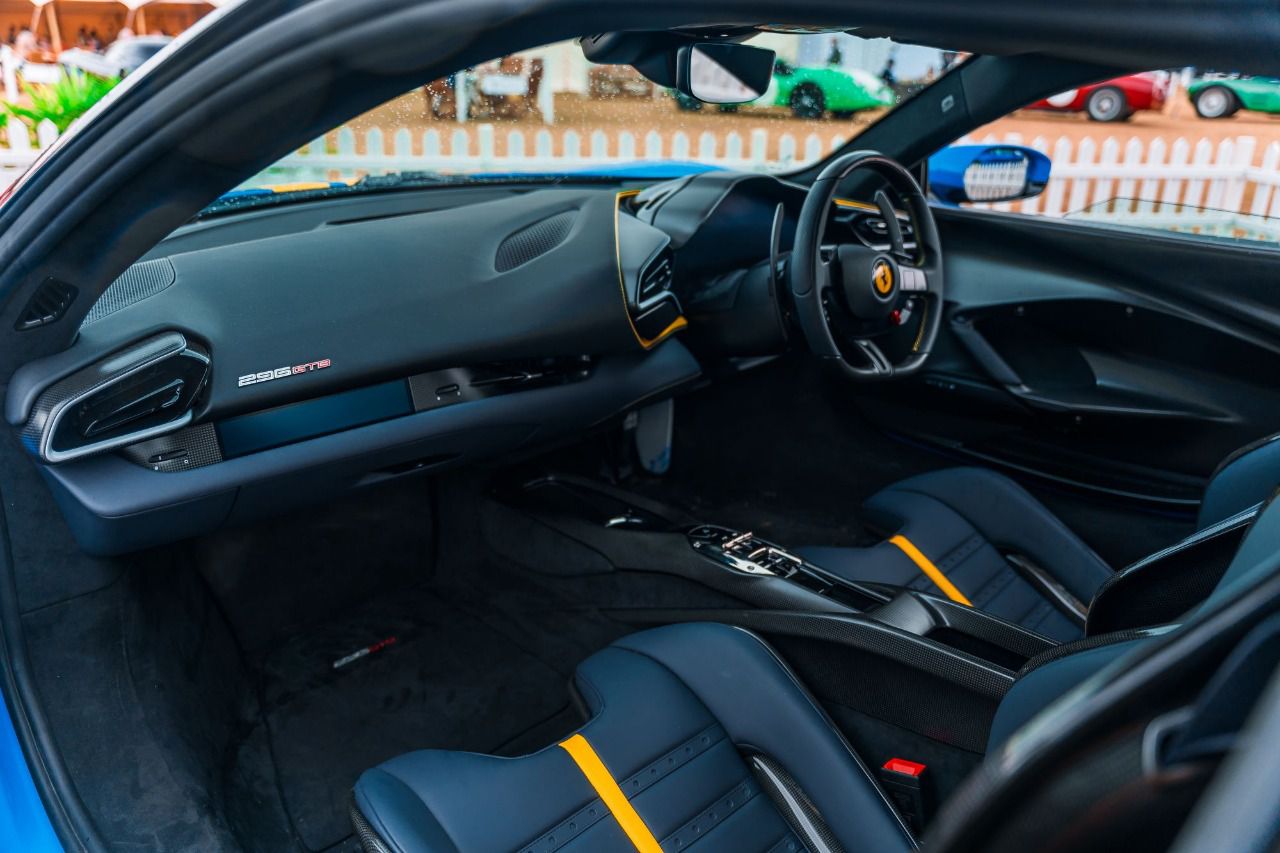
5, 172, 901, 555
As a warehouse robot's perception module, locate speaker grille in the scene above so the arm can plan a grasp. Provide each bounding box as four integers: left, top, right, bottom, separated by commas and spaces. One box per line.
494, 211, 576, 272
82, 258, 177, 326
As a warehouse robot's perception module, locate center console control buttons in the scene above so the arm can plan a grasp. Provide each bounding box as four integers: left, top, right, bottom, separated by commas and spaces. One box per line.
687, 525, 807, 578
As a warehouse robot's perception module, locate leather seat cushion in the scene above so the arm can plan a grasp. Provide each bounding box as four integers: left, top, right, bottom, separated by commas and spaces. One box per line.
352, 623, 915, 853
798, 468, 1113, 642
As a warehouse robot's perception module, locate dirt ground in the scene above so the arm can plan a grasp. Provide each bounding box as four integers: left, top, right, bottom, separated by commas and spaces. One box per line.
337, 87, 1280, 165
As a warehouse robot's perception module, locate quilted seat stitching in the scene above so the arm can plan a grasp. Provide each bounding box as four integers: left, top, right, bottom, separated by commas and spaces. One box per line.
518, 723, 726, 853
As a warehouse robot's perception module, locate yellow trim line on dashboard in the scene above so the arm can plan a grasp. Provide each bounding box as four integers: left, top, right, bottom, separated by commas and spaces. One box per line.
888, 535, 973, 606
614, 189, 686, 351
559, 734, 662, 853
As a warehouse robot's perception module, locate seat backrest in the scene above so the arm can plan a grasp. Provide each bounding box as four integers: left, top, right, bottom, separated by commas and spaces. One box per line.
924, 496, 1280, 852
992, 495, 1280, 748
1199, 432, 1280, 529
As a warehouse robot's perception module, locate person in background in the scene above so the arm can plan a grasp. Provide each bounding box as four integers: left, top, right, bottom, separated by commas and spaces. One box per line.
827, 37, 842, 66
14, 28, 37, 61
6, 26, 16, 46
879, 57, 896, 89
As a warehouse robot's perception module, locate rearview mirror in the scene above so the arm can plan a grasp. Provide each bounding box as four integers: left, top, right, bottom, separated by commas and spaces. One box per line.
676, 43, 776, 105
928, 145, 1052, 206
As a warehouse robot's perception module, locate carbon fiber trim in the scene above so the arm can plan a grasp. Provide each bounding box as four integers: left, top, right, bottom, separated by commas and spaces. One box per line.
910, 595, 1057, 660
119, 423, 222, 472
1015, 628, 1162, 679
81, 258, 177, 326
22, 332, 209, 463
610, 609, 1015, 698
752, 754, 843, 853
349, 799, 393, 853
1086, 503, 1257, 635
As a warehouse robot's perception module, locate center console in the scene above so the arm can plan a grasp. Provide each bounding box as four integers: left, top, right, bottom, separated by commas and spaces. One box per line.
494, 476, 1057, 680
486, 472, 1213, 821
683, 521, 1052, 666
486, 472, 1075, 808
686, 523, 893, 610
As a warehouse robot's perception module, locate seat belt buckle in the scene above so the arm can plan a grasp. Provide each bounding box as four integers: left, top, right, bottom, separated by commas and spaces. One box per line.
879, 758, 930, 833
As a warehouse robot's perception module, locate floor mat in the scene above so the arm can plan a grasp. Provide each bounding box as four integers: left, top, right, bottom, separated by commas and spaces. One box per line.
256, 583, 582, 851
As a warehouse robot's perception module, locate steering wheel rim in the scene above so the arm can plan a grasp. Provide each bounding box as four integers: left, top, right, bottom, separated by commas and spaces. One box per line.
789, 150, 945, 380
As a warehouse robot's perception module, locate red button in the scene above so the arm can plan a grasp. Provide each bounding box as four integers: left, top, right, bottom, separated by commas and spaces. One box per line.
882, 758, 926, 777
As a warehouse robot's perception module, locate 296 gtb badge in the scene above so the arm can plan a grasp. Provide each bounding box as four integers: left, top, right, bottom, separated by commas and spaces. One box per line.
237, 357, 331, 387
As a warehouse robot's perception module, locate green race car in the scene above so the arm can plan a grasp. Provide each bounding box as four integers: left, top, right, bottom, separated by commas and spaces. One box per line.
766, 60, 896, 118
674, 60, 895, 119
1188, 75, 1280, 118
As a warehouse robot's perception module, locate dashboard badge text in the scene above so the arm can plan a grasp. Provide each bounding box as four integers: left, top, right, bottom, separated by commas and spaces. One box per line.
238, 358, 331, 387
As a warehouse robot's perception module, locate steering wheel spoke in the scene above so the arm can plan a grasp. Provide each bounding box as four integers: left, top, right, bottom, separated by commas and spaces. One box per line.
789, 150, 944, 382
853, 338, 893, 376
874, 189, 907, 259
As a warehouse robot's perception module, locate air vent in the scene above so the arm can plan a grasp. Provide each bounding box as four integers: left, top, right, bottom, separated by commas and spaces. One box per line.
15, 277, 78, 331
494, 211, 576, 272
82, 259, 177, 326
847, 211, 916, 253
23, 332, 211, 464
639, 250, 675, 301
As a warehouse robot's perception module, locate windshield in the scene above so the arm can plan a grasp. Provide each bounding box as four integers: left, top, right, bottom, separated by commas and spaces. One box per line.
224, 33, 958, 206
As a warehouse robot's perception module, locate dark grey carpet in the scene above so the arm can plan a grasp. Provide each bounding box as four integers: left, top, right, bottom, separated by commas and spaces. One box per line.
257, 583, 577, 851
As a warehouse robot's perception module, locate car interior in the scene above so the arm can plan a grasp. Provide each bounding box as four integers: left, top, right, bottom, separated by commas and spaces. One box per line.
0, 2, 1279, 852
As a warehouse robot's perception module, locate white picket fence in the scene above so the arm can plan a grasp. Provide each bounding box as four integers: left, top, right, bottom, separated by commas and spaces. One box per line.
252, 125, 1280, 238
967, 132, 1280, 241
0, 119, 58, 178
254, 124, 853, 182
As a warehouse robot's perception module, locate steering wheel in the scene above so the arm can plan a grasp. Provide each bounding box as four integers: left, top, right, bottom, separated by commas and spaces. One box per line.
789, 151, 944, 380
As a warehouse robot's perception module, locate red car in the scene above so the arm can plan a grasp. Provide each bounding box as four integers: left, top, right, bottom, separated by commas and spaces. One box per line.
1027, 72, 1169, 121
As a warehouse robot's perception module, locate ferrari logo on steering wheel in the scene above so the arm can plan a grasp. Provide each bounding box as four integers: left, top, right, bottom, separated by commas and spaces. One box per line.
872, 259, 894, 296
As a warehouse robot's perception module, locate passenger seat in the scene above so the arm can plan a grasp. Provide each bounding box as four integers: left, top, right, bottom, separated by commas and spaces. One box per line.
797, 434, 1280, 641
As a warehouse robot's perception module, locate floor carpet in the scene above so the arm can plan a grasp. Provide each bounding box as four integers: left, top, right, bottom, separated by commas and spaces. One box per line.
253, 579, 613, 851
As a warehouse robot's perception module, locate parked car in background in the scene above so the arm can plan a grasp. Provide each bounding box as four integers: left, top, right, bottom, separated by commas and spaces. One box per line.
58, 35, 172, 79
767, 60, 894, 118
1027, 72, 1168, 121
1188, 74, 1280, 118
674, 59, 893, 119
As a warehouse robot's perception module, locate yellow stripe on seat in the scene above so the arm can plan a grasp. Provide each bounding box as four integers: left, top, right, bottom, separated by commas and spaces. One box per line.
558, 734, 662, 853
888, 534, 973, 606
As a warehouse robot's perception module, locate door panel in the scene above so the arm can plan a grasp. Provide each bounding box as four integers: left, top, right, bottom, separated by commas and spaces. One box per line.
856, 207, 1280, 508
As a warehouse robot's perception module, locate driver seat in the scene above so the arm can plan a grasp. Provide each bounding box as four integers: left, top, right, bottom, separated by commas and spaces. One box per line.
797, 432, 1280, 641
